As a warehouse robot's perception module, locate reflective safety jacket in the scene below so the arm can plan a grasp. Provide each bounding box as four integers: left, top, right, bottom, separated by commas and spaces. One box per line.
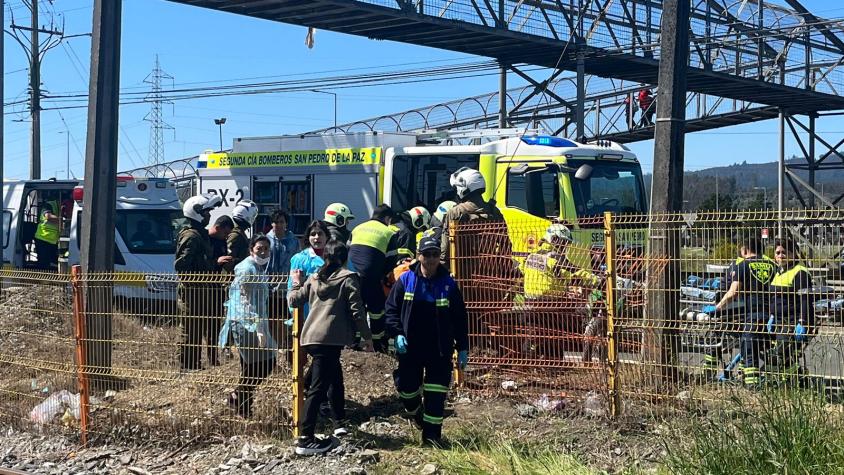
349, 219, 396, 278
391, 215, 417, 263
34, 201, 60, 245
521, 244, 599, 299
384, 262, 469, 358
771, 263, 814, 328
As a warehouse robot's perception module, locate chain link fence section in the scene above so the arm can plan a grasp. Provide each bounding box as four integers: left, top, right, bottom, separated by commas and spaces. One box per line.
610, 209, 844, 409
451, 217, 616, 403
0, 270, 77, 435
1, 269, 295, 444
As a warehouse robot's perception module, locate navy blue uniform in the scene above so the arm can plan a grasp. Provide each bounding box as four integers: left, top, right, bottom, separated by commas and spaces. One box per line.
384, 263, 468, 441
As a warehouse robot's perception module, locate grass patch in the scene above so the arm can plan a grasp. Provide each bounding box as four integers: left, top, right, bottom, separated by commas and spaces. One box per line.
429, 427, 595, 475
664, 389, 844, 475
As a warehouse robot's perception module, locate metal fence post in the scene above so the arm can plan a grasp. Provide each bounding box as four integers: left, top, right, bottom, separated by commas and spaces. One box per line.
71, 265, 90, 445
450, 225, 464, 387
291, 305, 304, 438
603, 212, 621, 418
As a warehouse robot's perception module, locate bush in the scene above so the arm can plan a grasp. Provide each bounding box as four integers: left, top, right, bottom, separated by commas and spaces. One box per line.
431, 428, 594, 475
664, 390, 844, 475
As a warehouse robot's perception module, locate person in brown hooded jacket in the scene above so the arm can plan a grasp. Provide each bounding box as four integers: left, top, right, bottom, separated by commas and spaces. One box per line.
288, 240, 373, 456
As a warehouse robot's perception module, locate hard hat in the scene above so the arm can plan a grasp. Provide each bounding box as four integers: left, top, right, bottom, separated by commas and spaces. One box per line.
324, 202, 355, 228
183, 193, 222, 223
449, 167, 486, 199
232, 199, 259, 226
544, 223, 572, 244
407, 206, 431, 231
433, 200, 457, 224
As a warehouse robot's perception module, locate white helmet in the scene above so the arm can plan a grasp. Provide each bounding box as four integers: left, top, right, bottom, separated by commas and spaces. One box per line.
449, 167, 486, 199
232, 199, 259, 226
407, 206, 431, 231
324, 202, 355, 228
544, 224, 573, 244
433, 200, 457, 224
183, 193, 222, 224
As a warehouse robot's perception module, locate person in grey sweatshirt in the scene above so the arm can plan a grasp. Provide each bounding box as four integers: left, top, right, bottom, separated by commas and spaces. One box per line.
288, 240, 373, 455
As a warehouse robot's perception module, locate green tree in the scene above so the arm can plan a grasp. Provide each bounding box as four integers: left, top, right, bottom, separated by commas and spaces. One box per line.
697, 193, 735, 211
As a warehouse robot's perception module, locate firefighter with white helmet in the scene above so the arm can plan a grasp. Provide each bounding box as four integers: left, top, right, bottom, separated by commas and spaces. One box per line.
441, 167, 505, 264
175, 193, 223, 370
392, 206, 432, 263
323, 202, 355, 244
521, 223, 597, 300
221, 199, 258, 274
420, 200, 456, 242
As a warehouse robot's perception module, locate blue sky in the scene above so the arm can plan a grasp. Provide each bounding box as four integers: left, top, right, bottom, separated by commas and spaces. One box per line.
3, 0, 844, 180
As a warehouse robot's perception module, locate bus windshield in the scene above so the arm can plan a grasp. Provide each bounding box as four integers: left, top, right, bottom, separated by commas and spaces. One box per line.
568, 159, 647, 217
116, 210, 184, 254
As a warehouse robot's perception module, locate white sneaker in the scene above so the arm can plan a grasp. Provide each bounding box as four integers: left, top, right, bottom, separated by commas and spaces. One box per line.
333, 426, 349, 437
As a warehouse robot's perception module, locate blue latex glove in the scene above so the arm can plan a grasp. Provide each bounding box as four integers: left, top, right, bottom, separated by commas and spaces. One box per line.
283, 318, 294, 327
457, 350, 469, 369
767, 315, 775, 334
395, 335, 408, 354
795, 323, 807, 342
701, 305, 717, 314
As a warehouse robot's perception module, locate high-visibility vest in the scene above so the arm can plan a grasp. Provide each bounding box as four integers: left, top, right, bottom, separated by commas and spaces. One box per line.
350, 220, 395, 256
34, 200, 60, 245
772, 264, 809, 288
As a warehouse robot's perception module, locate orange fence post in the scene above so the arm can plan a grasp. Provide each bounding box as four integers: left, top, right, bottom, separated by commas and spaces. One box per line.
291, 305, 304, 438
71, 265, 90, 445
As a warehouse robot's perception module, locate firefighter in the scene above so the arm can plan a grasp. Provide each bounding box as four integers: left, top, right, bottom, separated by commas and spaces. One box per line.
34, 192, 61, 270
714, 235, 775, 387
701, 246, 777, 380
207, 214, 235, 365
440, 167, 505, 264
221, 200, 259, 274
323, 202, 355, 244
384, 236, 469, 445
349, 204, 398, 353
175, 193, 222, 371
521, 224, 598, 301
769, 238, 814, 383
392, 206, 432, 264
420, 200, 456, 243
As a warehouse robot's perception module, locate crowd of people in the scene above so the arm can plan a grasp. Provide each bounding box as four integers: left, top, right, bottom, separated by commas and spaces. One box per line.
173, 166, 497, 455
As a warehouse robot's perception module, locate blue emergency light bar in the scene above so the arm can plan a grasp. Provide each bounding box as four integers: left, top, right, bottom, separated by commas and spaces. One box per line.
520, 136, 578, 148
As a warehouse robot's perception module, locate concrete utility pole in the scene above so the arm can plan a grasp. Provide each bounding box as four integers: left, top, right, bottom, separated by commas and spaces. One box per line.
9, 1, 65, 179
81, 0, 122, 388
30, 3, 39, 179
646, 0, 690, 384
1, 1, 4, 249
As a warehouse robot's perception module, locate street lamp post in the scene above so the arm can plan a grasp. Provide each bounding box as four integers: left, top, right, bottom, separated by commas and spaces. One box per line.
58, 130, 70, 179
214, 117, 227, 151
753, 186, 767, 210
310, 89, 337, 130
